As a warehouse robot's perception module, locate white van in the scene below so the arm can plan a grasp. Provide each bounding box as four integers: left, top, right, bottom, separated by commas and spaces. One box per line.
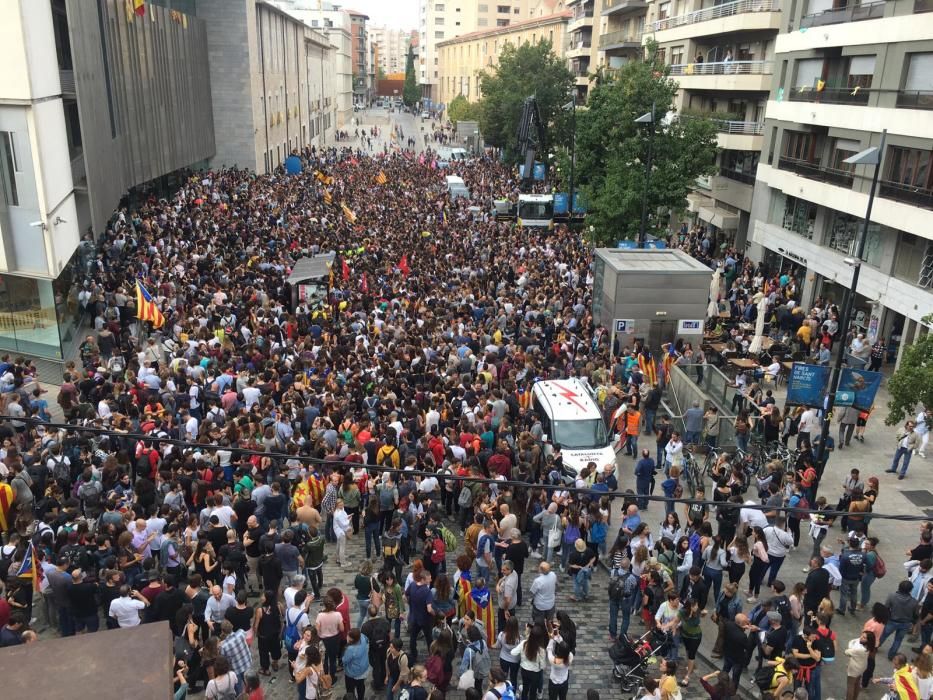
531, 378, 615, 478
445, 175, 470, 201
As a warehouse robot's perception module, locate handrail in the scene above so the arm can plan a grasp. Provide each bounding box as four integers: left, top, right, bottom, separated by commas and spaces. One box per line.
800, 0, 885, 28
649, 0, 780, 32
682, 116, 765, 134
598, 29, 641, 47
668, 60, 773, 76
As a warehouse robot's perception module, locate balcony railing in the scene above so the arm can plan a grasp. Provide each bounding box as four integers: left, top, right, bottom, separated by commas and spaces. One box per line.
896, 90, 933, 110
713, 120, 765, 135
59, 69, 75, 94
572, 8, 595, 20
70, 152, 86, 187
917, 0, 933, 12
719, 168, 757, 185
800, 0, 885, 28
598, 30, 641, 48
787, 86, 871, 105
649, 0, 781, 32
668, 60, 773, 76
879, 180, 933, 209
603, 0, 648, 15
778, 157, 854, 187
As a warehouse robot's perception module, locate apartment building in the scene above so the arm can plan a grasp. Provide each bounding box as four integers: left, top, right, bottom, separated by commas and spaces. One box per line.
436, 11, 571, 106
747, 0, 933, 364
0, 0, 214, 361
641, 0, 780, 248
370, 26, 415, 75
267, 0, 354, 128
201, 0, 337, 173
419, 0, 542, 105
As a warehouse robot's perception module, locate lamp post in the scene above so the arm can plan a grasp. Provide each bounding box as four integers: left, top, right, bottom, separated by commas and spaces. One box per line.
563, 96, 577, 221
635, 103, 656, 248
813, 128, 887, 492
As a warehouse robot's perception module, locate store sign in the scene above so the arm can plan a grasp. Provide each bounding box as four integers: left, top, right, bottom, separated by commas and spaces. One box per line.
614, 319, 635, 334
678, 319, 703, 333
777, 247, 807, 265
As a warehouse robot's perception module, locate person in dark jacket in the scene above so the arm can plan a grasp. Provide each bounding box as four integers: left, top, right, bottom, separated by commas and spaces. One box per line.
803, 556, 831, 616
722, 613, 757, 687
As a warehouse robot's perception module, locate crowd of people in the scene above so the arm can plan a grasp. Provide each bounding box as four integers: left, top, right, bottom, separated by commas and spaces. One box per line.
0, 113, 928, 700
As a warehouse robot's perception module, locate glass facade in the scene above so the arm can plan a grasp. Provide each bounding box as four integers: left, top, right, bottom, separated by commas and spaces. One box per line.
828, 212, 884, 268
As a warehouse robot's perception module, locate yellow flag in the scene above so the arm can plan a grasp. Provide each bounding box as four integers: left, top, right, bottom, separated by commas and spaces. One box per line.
341, 203, 357, 224
375, 171, 387, 185
323, 191, 332, 205
816, 79, 825, 92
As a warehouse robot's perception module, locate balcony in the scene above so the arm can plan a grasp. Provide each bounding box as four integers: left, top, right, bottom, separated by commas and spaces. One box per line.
712, 119, 764, 134
896, 90, 933, 110
602, 0, 648, 16
777, 157, 854, 187
59, 69, 75, 96
70, 152, 86, 189
719, 168, 757, 185
649, 0, 781, 32
879, 180, 933, 209
568, 9, 595, 31
800, 0, 885, 28
917, 0, 933, 11
669, 60, 771, 76
668, 60, 773, 90
787, 86, 871, 105
598, 30, 641, 50
566, 40, 593, 59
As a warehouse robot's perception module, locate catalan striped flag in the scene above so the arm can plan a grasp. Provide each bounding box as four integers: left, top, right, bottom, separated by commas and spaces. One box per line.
341, 203, 357, 224
136, 280, 165, 328
375, 171, 387, 185
323, 190, 333, 205
16, 541, 41, 592
0, 482, 13, 532
134, 0, 146, 16
638, 349, 658, 386
662, 342, 678, 377
442, 209, 447, 224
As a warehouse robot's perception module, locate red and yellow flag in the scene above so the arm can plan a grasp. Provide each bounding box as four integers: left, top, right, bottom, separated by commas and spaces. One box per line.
134, 0, 146, 16
375, 171, 387, 185
0, 482, 13, 532
136, 280, 165, 329
341, 203, 357, 224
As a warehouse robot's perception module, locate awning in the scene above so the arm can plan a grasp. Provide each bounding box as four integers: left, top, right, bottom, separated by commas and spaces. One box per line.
286, 252, 336, 284
698, 204, 739, 230
686, 192, 713, 214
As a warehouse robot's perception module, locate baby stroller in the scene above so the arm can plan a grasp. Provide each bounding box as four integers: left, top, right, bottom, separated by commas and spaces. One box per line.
610, 628, 669, 692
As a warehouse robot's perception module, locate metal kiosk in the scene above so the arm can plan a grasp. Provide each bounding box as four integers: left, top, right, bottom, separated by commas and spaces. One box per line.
592, 248, 713, 354
286, 252, 335, 311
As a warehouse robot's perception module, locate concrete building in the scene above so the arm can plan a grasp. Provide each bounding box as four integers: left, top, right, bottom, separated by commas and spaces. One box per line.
746, 2, 933, 363
436, 11, 571, 107
419, 0, 550, 105
201, 0, 336, 174
266, 0, 355, 128
0, 0, 214, 361
348, 10, 372, 104
370, 26, 415, 76
641, 0, 780, 248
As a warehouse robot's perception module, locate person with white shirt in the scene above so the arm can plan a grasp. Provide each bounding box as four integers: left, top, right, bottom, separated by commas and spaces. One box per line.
797, 407, 821, 447
109, 585, 149, 627
763, 517, 794, 586
211, 501, 237, 529
916, 408, 929, 459
740, 501, 769, 531
242, 380, 261, 409
97, 398, 113, 421
333, 498, 352, 568
546, 634, 574, 700
179, 410, 198, 441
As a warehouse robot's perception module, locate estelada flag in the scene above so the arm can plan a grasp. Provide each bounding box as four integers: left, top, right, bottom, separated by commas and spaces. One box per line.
398, 254, 410, 276
16, 542, 41, 592
341, 259, 350, 281
638, 349, 658, 386
0, 482, 13, 531
136, 280, 165, 328
134, 0, 146, 16
375, 171, 387, 185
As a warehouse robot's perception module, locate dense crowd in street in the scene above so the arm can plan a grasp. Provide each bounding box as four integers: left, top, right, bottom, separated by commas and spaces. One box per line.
0, 114, 930, 700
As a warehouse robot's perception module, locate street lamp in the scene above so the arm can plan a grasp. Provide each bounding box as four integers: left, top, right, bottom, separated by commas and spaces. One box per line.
813, 128, 887, 490
562, 97, 577, 221
635, 103, 656, 249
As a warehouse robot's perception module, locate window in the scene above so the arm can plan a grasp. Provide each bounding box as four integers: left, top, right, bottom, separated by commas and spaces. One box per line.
670, 46, 685, 65
894, 231, 933, 288
830, 138, 860, 173
887, 146, 933, 190
721, 149, 759, 179
782, 130, 817, 162
828, 212, 883, 267
771, 193, 816, 239
479, 4, 488, 12
478, 17, 488, 25
435, 31, 445, 38
435, 16, 444, 24
659, 2, 671, 19
497, 5, 510, 12
904, 52, 933, 91
435, 3, 444, 9
497, 18, 509, 26
514, 6, 520, 12
0, 132, 18, 206
794, 58, 825, 89
847, 55, 875, 89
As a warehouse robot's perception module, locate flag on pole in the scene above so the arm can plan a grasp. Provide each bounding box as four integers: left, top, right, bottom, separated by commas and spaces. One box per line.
341, 259, 350, 281
398, 254, 410, 276
638, 349, 658, 387
341, 203, 357, 224
661, 343, 678, 378
134, 0, 146, 16
375, 171, 387, 185
16, 542, 41, 592
0, 482, 13, 532
136, 280, 165, 329
816, 79, 826, 92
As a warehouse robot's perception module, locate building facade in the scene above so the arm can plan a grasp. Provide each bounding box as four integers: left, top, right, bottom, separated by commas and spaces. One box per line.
201, 0, 336, 174
436, 11, 571, 106
641, 0, 779, 249
0, 0, 214, 360
747, 1, 933, 364
370, 26, 415, 76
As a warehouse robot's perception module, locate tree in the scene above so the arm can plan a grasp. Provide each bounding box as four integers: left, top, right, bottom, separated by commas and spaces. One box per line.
403, 46, 420, 107
447, 95, 482, 126
574, 44, 719, 245
478, 40, 574, 161
885, 319, 933, 425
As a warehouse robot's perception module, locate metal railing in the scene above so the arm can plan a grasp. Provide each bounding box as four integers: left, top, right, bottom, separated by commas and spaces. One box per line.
719, 168, 757, 185
788, 86, 871, 105
713, 120, 764, 134
668, 60, 773, 76
896, 90, 933, 110
879, 180, 933, 209
598, 29, 641, 48
800, 0, 885, 27
70, 152, 86, 187
571, 8, 595, 20
777, 157, 854, 188
568, 40, 593, 50
602, 0, 648, 14
59, 69, 75, 94
649, 0, 780, 32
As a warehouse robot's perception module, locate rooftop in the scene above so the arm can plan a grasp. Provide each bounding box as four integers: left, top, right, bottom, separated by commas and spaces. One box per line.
595, 248, 714, 274
437, 11, 572, 47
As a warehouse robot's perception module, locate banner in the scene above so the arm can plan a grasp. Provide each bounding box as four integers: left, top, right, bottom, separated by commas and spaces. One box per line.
838, 367, 882, 411
786, 362, 831, 407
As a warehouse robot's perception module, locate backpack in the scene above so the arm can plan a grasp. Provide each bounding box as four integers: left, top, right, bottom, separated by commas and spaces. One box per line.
771, 594, 791, 627
50, 455, 70, 483
212, 673, 238, 700
458, 485, 474, 508
873, 552, 887, 578
439, 525, 458, 552
490, 682, 517, 700
378, 485, 396, 510
430, 535, 446, 564
814, 627, 836, 662
609, 572, 636, 602
469, 643, 491, 680
754, 665, 776, 691
283, 608, 307, 649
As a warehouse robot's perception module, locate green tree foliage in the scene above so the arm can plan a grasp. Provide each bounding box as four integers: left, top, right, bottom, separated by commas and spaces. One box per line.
478, 40, 574, 161
447, 95, 482, 126
575, 46, 719, 245
403, 46, 420, 107
885, 329, 933, 425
